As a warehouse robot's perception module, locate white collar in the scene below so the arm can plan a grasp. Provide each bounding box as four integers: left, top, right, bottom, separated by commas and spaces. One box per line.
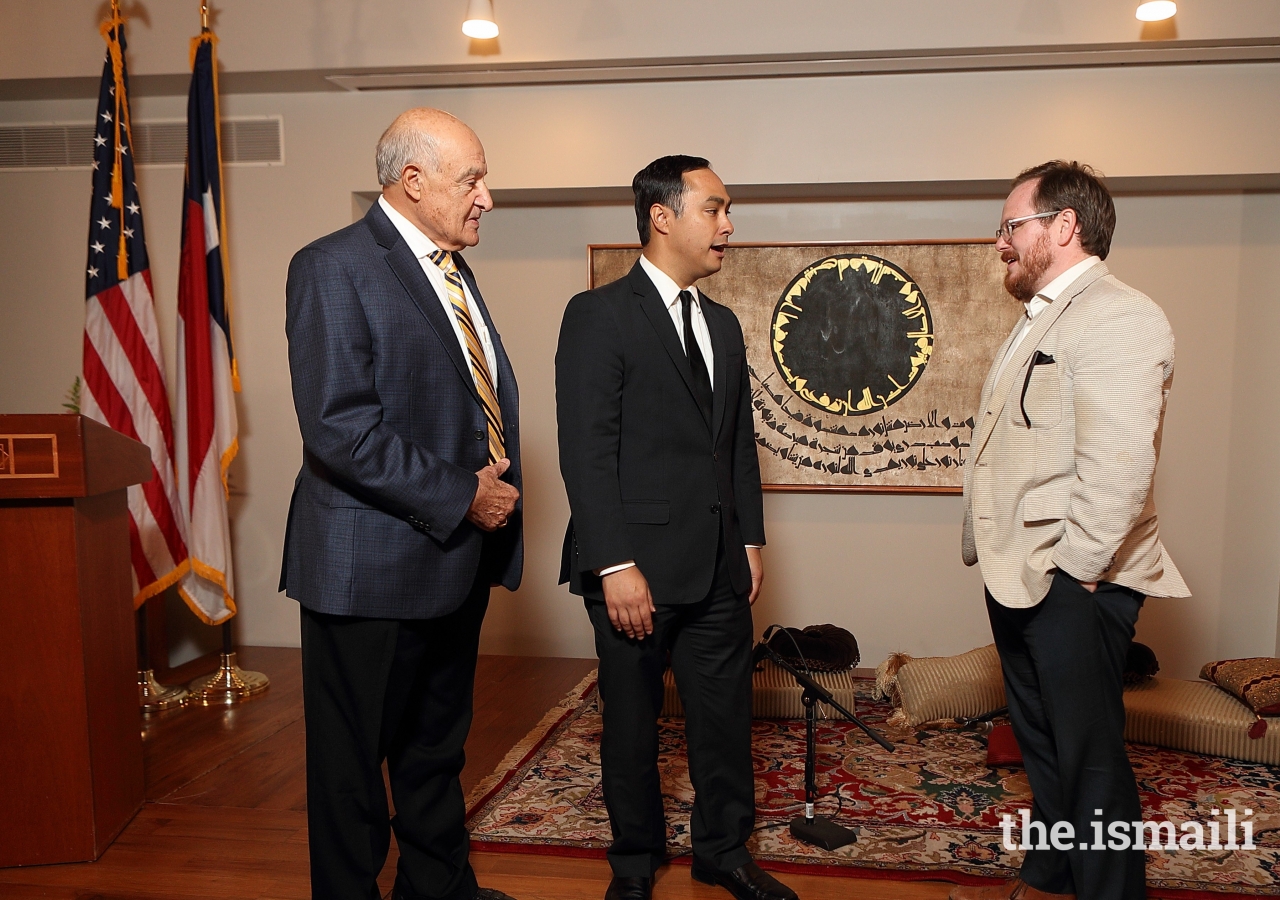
1037, 255, 1101, 303
639, 254, 700, 311
1025, 255, 1100, 320
378, 195, 442, 261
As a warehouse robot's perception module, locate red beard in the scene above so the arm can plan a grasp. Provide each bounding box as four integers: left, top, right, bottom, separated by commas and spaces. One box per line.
1004, 229, 1053, 302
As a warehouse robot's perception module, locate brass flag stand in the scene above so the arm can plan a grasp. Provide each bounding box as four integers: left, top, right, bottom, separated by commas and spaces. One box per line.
139, 669, 190, 712
137, 607, 189, 713
188, 621, 269, 705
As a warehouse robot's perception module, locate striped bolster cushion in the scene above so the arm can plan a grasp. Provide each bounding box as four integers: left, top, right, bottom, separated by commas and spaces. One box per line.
1123, 677, 1280, 765
895, 643, 1006, 727
660, 659, 857, 719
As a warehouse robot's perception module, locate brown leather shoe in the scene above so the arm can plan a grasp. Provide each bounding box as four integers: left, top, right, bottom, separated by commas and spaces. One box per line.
947, 878, 1075, 900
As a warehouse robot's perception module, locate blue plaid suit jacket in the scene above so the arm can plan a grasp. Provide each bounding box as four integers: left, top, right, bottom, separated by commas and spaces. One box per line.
280, 201, 522, 619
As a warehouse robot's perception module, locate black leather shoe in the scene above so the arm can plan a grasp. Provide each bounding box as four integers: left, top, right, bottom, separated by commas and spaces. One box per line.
691, 860, 798, 900
476, 889, 518, 900
604, 875, 653, 900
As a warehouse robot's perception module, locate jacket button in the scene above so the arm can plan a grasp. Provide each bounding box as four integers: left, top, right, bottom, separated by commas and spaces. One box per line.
710, 503, 720, 514
474, 430, 485, 440
712, 452, 719, 461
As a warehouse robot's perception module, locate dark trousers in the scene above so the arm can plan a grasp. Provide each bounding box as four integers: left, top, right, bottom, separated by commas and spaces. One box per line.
586, 551, 755, 879
986, 572, 1146, 900
300, 577, 489, 900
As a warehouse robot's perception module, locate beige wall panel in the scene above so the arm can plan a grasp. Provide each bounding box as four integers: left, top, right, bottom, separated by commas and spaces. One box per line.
1217, 192, 1280, 661
6, 1, 1280, 81
411, 64, 1280, 189
7, 62, 1280, 187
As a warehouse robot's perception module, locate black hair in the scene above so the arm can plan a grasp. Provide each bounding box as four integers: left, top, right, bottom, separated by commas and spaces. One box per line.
631, 155, 711, 245
1012, 160, 1117, 260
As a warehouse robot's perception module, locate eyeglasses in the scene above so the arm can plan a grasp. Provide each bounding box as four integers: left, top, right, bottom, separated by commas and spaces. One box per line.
995, 209, 1062, 242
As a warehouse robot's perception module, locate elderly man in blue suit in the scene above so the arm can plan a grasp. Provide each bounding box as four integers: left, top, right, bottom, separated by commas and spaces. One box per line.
282, 107, 521, 900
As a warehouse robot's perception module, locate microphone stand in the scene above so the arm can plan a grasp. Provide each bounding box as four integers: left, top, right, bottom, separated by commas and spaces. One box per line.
759, 643, 894, 851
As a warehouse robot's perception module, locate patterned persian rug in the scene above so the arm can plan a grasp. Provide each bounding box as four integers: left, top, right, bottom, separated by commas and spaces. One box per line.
465, 673, 1280, 898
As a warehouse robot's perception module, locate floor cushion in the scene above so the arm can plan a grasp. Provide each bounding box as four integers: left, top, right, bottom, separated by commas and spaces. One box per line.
660, 658, 857, 719
1123, 677, 1280, 765
891, 644, 1006, 728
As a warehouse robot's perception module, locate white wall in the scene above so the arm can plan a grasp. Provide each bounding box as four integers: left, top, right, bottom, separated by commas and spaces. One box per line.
7, 1, 1280, 81
1217, 193, 1280, 661
3, 5, 1279, 675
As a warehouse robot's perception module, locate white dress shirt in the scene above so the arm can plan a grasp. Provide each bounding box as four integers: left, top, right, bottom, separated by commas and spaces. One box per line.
378, 195, 499, 393
597, 255, 758, 578
639, 253, 714, 388
992, 255, 1099, 387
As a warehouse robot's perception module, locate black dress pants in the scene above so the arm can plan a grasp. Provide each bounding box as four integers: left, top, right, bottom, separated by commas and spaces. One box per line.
986, 572, 1146, 900
586, 551, 756, 879
300, 577, 489, 900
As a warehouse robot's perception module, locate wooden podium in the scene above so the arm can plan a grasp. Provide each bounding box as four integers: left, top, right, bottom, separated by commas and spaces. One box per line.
0, 414, 152, 866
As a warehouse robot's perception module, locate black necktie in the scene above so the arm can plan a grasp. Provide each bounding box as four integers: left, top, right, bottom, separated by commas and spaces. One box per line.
679, 290, 713, 425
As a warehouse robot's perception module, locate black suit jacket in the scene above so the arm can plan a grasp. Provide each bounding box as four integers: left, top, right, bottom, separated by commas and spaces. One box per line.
556, 260, 765, 605
280, 201, 522, 619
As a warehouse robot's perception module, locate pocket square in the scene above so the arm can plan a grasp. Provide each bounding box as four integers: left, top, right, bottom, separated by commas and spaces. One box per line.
1020, 352, 1057, 427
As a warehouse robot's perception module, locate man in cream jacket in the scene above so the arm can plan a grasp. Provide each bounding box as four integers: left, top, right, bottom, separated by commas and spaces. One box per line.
955, 161, 1188, 900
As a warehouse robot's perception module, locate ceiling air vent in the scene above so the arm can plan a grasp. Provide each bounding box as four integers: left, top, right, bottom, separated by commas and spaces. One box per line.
0, 116, 283, 171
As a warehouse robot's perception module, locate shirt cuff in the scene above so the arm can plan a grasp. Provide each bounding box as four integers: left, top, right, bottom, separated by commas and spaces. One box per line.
596, 560, 636, 576
745, 544, 762, 549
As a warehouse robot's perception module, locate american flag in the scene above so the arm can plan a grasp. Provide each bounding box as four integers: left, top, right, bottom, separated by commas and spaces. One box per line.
176, 28, 238, 624
82, 10, 191, 606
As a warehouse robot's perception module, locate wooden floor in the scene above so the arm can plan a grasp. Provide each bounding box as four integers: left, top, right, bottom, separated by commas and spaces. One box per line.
0, 647, 953, 900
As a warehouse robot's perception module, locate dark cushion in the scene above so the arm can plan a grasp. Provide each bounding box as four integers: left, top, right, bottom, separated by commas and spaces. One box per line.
1124, 641, 1160, 685
757, 624, 859, 672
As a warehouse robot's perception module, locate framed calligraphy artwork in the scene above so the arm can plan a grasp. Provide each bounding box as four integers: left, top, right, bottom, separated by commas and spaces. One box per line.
588, 241, 1021, 493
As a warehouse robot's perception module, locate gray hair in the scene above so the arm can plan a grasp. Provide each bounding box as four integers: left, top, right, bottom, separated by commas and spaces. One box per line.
375, 121, 440, 186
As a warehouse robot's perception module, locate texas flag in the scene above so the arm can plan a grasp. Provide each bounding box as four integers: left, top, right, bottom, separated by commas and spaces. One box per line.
176, 28, 239, 625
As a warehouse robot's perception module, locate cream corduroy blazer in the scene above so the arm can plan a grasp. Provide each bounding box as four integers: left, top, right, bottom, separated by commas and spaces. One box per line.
961, 261, 1189, 608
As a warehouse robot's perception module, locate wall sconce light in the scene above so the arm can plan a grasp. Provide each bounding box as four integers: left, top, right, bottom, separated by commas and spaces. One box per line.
463, 0, 499, 39
1136, 1, 1177, 21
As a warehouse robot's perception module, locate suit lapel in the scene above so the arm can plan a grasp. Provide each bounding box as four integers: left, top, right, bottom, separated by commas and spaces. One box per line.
631, 264, 706, 423
369, 204, 483, 407
971, 261, 1109, 460
707, 300, 729, 441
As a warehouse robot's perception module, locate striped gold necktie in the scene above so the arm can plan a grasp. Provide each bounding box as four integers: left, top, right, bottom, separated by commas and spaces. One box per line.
428, 249, 505, 463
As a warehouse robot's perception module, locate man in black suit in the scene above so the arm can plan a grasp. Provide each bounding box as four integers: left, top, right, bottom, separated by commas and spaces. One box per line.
556, 156, 797, 900
282, 107, 521, 900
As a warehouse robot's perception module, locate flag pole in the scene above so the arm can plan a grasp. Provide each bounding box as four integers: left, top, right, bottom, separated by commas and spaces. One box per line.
87, 1, 192, 713
179, 0, 268, 705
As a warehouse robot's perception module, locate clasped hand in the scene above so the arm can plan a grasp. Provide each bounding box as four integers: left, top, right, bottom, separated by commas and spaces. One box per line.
466, 458, 519, 531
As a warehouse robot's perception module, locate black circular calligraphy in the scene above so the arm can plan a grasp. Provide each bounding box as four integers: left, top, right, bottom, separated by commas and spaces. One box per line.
770, 254, 934, 417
